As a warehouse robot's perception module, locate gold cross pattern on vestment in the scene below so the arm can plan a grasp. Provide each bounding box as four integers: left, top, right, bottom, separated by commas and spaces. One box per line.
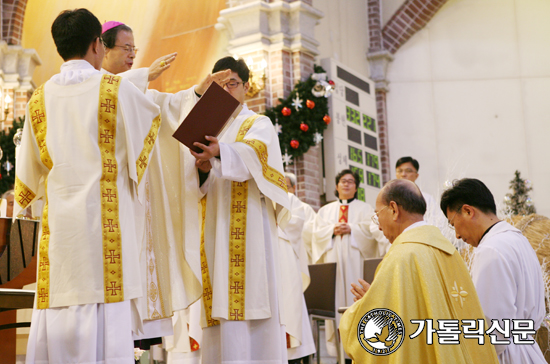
450, 281, 468, 308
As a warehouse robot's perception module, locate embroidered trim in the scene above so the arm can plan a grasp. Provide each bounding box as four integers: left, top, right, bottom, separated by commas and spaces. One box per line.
28, 85, 53, 170
37, 178, 50, 309
98, 74, 124, 303
224, 116, 264, 321
26, 85, 52, 309
145, 181, 167, 319
240, 138, 288, 192
228, 180, 247, 321
14, 177, 36, 209
200, 197, 220, 326
136, 114, 161, 185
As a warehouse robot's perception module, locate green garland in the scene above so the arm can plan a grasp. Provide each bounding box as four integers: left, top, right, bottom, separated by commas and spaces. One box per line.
264, 65, 332, 163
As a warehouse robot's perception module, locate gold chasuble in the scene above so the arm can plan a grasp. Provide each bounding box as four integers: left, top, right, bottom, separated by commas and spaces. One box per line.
14, 73, 161, 309
339, 225, 499, 363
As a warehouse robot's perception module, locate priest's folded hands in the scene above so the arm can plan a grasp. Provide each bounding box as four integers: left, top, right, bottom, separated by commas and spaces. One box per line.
350, 278, 371, 302
333, 222, 351, 236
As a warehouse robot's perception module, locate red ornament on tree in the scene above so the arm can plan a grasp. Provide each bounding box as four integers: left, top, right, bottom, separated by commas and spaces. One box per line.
306, 100, 315, 109
328, 80, 335, 86
290, 140, 300, 149
282, 107, 291, 116
300, 123, 309, 132
323, 115, 331, 125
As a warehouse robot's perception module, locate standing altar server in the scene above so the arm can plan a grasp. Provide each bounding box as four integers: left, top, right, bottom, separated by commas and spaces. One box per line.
191, 56, 290, 364
312, 169, 388, 357
15, 9, 166, 363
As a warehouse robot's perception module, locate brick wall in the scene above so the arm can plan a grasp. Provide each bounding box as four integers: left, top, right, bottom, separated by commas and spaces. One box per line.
382, 0, 448, 54
294, 145, 321, 209
376, 89, 390, 183
368, 0, 383, 53
367, 0, 448, 184
2, 0, 27, 45
14, 89, 28, 119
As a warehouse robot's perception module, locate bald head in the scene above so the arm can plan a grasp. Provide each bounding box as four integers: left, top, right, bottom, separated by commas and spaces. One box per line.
381, 179, 426, 217
374, 179, 426, 243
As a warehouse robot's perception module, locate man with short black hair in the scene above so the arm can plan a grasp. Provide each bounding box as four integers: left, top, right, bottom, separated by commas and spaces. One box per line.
190, 56, 290, 364
441, 178, 546, 364
340, 179, 499, 363
15, 8, 164, 363
395, 156, 446, 231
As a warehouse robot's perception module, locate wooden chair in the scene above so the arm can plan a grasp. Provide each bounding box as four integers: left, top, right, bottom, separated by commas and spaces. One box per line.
0, 217, 40, 363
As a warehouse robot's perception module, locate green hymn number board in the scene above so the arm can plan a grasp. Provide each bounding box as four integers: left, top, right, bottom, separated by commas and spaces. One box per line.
349, 165, 365, 184
365, 152, 379, 170
348, 145, 363, 164
367, 171, 381, 188
346, 106, 361, 126
357, 187, 366, 202
363, 114, 376, 132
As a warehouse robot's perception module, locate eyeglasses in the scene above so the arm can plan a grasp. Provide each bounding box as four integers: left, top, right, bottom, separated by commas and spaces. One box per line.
396, 168, 417, 175
223, 81, 243, 89
339, 179, 356, 185
371, 205, 389, 226
112, 44, 139, 54
448, 205, 464, 230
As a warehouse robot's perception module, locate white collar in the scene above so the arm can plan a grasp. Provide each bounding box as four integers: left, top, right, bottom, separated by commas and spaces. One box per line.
403, 220, 427, 233
478, 221, 519, 247
51, 60, 100, 86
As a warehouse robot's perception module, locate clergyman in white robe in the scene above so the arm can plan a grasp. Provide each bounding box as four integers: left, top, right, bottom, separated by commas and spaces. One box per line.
103, 67, 204, 342
16, 60, 162, 364
199, 104, 290, 364
278, 192, 316, 360
312, 198, 387, 356
471, 221, 546, 364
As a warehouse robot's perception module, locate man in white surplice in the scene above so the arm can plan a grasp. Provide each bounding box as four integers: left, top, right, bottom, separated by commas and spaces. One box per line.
395, 156, 446, 232
442, 178, 546, 364
312, 169, 388, 357
280, 172, 316, 363
14, 9, 164, 363
99, 19, 231, 348
191, 56, 290, 364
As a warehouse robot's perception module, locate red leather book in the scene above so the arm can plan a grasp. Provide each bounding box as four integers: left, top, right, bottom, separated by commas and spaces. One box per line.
172, 81, 241, 153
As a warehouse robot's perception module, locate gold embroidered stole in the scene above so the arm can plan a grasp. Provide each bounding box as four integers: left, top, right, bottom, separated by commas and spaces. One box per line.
15, 84, 53, 309
99, 74, 125, 303
200, 196, 219, 326
226, 115, 261, 321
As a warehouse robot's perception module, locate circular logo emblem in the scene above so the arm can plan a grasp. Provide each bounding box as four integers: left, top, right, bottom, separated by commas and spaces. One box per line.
357, 308, 405, 356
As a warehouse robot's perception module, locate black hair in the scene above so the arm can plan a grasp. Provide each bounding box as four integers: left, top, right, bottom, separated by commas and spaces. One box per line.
334, 169, 360, 199
381, 179, 426, 215
440, 178, 497, 217
51, 9, 102, 61
102, 24, 133, 49
395, 156, 419, 172
212, 56, 250, 83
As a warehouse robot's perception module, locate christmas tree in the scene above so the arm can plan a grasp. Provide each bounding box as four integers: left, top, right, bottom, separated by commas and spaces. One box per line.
504, 170, 536, 216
